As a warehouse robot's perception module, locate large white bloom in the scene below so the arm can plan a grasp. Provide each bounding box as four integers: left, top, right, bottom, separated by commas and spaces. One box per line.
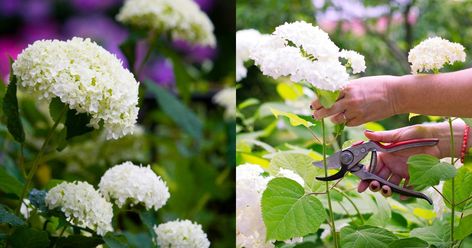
117, 0, 215, 47
236, 163, 274, 248
13, 37, 139, 140
408, 37, 466, 74
153, 219, 210, 248
236, 29, 265, 81
250, 21, 365, 91
99, 161, 170, 211
339, 49, 367, 74
276, 168, 305, 187
213, 87, 236, 119
425, 182, 445, 219
45, 181, 113, 235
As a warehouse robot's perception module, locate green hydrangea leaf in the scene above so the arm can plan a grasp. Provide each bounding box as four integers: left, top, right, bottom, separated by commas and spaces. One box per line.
54, 235, 103, 248
9, 227, 50, 248
0, 204, 25, 226
271, 108, 314, 128
49, 97, 67, 123
0, 166, 24, 197
443, 166, 472, 211
261, 177, 326, 241
388, 237, 428, 248
64, 109, 94, 140
2, 57, 25, 143
340, 225, 398, 248
103, 233, 129, 248
313, 88, 340, 108
145, 80, 202, 141
276, 82, 303, 101
268, 152, 323, 192
407, 154, 456, 191
155, 43, 192, 102
410, 222, 450, 248
454, 214, 472, 240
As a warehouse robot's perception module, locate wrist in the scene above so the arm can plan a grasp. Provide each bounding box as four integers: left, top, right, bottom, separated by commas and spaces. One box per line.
388, 75, 411, 115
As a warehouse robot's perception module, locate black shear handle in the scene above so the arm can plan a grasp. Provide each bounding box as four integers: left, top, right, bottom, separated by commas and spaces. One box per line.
353, 168, 433, 205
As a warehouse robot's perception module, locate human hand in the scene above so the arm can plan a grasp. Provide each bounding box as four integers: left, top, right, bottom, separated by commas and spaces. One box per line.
310, 75, 400, 126
357, 125, 442, 199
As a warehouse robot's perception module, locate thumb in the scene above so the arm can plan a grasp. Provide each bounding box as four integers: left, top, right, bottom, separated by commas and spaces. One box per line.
364, 130, 401, 143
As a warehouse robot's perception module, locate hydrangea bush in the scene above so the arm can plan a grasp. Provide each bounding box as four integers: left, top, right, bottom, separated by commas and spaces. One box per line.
99, 161, 170, 210
13, 37, 139, 139
117, 0, 216, 47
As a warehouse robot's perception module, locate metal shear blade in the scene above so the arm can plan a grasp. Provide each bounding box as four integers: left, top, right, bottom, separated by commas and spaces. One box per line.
311, 138, 439, 205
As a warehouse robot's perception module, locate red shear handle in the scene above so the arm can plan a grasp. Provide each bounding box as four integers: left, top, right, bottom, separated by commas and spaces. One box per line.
372, 138, 439, 152
353, 169, 433, 205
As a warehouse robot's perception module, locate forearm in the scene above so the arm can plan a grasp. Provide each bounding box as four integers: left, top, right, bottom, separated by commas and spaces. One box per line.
432, 119, 471, 159
391, 68, 472, 117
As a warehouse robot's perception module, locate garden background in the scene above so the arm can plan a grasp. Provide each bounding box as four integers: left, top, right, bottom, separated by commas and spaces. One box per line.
0, 0, 235, 247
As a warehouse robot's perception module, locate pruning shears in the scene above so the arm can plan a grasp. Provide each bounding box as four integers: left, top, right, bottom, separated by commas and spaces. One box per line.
313, 138, 439, 205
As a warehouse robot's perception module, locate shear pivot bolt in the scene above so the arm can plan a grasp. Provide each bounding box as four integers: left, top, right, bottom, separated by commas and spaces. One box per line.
340, 151, 354, 165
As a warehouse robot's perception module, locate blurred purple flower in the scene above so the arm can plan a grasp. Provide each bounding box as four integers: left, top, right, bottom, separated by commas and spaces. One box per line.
194, 0, 214, 12
20, 20, 60, 44
144, 59, 175, 87
173, 39, 216, 63
64, 15, 128, 66
0, 0, 51, 19
0, 37, 24, 80
21, 0, 51, 21
72, 0, 122, 11
0, 0, 20, 16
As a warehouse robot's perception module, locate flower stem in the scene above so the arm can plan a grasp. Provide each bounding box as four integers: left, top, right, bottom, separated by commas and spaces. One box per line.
332, 187, 365, 224
322, 119, 338, 247
18, 143, 26, 179
16, 106, 67, 215
136, 30, 158, 78
448, 117, 455, 245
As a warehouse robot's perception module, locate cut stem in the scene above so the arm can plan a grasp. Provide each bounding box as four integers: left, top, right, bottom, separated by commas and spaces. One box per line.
16, 106, 67, 215
322, 119, 338, 247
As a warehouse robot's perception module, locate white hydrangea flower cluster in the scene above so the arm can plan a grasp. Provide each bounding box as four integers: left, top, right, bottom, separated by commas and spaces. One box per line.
213, 87, 236, 119
339, 50, 367, 74
116, 0, 216, 47
276, 168, 305, 187
45, 181, 113, 235
12, 37, 139, 140
408, 37, 466, 74
250, 21, 365, 91
153, 219, 210, 248
99, 161, 170, 211
425, 182, 445, 219
236, 163, 274, 248
236, 29, 266, 81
